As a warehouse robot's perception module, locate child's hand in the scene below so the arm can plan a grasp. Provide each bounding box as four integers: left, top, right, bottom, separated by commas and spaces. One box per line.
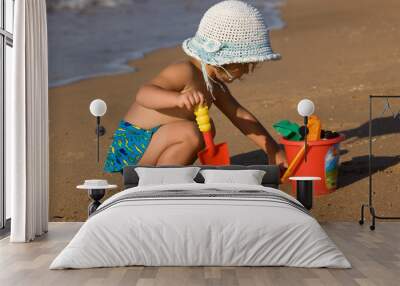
275, 148, 288, 171
177, 89, 206, 111
268, 147, 288, 171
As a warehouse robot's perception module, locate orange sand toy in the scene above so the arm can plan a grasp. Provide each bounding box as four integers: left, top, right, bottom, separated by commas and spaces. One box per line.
194, 105, 230, 165
307, 115, 322, 141
280, 145, 306, 183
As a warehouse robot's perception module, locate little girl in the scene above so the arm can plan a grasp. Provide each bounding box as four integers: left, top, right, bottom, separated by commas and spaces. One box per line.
104, 0, 287, 173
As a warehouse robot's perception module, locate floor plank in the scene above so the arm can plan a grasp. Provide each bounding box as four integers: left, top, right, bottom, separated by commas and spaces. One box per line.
0, 222, 399, 286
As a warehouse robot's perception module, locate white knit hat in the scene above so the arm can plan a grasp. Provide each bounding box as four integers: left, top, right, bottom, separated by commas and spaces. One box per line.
182, 0, 281, 94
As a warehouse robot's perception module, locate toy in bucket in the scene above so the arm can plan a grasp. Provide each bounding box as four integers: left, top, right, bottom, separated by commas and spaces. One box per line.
275, 99, 345, 195
194, 105, 230, 165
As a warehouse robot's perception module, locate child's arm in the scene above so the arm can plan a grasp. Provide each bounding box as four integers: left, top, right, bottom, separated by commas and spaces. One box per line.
214, 85, 287, 166
135, 63, 205, 110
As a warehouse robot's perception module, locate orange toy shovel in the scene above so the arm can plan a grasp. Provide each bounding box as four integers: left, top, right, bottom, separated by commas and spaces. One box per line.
194, 105, 230, 165
280, 145, 306, 184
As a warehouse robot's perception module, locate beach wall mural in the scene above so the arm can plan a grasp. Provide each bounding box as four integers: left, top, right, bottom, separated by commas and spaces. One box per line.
48, 0, 400, 222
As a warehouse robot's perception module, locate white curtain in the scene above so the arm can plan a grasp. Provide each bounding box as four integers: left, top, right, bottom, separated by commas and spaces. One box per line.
7, 0, 49, 242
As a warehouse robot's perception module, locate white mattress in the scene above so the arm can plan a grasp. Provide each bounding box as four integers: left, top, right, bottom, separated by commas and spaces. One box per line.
50, 183, 351, 269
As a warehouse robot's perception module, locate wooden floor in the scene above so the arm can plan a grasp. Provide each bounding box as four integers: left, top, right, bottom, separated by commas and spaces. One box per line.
0, 222, 399, 286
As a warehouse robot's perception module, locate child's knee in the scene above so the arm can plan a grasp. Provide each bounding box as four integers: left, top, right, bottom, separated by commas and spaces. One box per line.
181, 121, 204, 151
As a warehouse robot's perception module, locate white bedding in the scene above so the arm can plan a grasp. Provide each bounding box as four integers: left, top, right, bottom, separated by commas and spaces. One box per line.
50, 183, 351, 269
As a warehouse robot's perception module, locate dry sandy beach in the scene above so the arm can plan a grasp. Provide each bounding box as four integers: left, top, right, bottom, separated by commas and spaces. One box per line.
49, 0, 400, 222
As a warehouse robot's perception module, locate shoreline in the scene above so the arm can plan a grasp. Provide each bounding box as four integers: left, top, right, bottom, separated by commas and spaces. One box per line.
47, 0, 285, 88
50, 0, 400, 222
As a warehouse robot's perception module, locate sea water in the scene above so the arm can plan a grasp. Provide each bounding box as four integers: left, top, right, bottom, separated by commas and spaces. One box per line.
47, 0, 285, 87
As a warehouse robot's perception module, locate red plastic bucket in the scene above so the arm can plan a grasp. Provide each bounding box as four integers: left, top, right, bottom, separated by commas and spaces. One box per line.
279, 134, 345, 196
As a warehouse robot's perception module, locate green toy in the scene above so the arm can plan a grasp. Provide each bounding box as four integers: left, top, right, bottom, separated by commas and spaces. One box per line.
273, 120, 302, 141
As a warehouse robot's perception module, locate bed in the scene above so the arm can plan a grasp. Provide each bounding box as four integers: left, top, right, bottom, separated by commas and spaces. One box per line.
50, 165, 351, 269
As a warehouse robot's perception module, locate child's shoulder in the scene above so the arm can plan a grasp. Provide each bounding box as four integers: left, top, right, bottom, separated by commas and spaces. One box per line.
160, 60, 196, 79
150, 60, 197, 92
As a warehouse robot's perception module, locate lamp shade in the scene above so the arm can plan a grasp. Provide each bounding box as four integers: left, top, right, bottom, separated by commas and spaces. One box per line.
90, 99, 107, 117
297, 99, 315, 117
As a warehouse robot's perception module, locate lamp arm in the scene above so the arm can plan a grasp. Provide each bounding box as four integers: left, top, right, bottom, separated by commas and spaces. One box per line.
97, 116, 100, 162
304, 116, 308, 162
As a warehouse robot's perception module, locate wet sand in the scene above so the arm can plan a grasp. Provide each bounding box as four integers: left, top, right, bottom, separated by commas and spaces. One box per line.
49, 0, 400, 221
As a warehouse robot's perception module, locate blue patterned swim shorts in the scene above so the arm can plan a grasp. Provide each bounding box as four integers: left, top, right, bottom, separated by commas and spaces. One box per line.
103, 120, 160, 173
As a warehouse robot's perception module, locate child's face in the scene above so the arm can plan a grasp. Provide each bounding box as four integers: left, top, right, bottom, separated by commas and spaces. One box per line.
215, 63, 257, 83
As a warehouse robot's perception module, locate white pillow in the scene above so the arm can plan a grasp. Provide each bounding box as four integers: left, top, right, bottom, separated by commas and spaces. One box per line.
200, 169, 266, 185
135, 167, 201, 186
